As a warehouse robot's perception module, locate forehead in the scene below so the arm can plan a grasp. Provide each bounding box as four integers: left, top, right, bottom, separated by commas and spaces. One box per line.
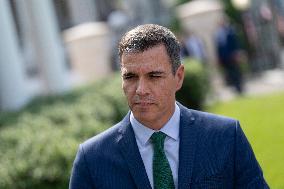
121, 45, 171, 73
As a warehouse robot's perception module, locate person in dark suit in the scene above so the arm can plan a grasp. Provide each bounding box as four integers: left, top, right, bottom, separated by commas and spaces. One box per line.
215, 19, 244, 94
69, 24, 269, 189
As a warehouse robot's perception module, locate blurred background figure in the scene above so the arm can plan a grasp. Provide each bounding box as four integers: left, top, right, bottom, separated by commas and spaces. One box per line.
215, 18, 244, 94
183, 30, 207, 64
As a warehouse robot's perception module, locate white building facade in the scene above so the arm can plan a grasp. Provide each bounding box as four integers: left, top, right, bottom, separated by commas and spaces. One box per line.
0, 0, 171, 111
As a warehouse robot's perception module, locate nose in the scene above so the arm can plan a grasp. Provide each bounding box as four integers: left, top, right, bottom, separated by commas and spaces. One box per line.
136, 78, 150, 96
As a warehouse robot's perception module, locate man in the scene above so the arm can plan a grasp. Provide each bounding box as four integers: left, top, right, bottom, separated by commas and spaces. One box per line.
69, 24, 269, 189
215, 19, 244, 93
184, 31, 207, 64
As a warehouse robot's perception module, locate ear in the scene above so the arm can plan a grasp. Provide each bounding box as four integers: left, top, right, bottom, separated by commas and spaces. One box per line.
175, 65, 184, 91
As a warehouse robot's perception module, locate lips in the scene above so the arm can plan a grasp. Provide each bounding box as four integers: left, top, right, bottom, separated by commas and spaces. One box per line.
132, 96, 155, 108
134, 102, 154, 106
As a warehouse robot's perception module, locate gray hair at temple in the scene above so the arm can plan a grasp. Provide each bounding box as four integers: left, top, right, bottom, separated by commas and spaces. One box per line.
118, 24, 181, 74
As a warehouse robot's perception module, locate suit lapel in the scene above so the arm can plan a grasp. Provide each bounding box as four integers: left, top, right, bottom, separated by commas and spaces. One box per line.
178, 105, 199, 189
117, 113, 152, 189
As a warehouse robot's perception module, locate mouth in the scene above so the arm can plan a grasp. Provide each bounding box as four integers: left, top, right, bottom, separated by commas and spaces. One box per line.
134, 102, 154, 107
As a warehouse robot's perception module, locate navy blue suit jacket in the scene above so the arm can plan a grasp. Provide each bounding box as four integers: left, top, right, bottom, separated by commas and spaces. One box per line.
69, 103, 269, 189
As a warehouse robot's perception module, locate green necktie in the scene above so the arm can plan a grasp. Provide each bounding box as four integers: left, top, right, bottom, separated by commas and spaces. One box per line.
151, 132, 175, 189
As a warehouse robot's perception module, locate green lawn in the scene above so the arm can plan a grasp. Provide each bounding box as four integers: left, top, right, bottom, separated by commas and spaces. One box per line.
207, 92, 284, 189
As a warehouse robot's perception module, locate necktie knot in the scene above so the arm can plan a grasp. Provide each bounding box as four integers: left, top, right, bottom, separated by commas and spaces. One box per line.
151, 132, 166, 146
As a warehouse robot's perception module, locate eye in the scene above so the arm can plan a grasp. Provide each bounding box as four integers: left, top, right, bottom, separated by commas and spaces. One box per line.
149, 72, 163, 79
150, 75, 161, 78
123, 76, 132, 80
123, 74, 136, 80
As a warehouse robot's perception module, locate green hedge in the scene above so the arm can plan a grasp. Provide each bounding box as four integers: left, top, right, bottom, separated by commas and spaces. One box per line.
0, 62, 209, 188
0, 73, 127, 189
176, 58, 210, 110
0, 116, 105, 189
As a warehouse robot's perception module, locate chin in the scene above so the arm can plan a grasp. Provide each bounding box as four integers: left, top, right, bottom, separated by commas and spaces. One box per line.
133, 110, 154, 121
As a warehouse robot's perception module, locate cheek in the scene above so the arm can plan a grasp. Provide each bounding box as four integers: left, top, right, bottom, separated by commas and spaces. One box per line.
123, 83, 135, 97
157, 82, 176, 99
159, 88, 174, 98
159, 80, 175, 92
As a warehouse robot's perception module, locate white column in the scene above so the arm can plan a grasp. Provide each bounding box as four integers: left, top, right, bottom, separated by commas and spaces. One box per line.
0, 0, 29, 111
15, 0, 37, 72
67, 0, 97, 25
28, 0, 69, 93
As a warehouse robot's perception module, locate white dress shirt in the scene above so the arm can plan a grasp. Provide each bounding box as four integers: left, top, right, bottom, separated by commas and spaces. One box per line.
130, 103, 180, 189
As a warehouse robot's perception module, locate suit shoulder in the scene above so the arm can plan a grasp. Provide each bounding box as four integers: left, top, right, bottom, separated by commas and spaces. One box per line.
186, 108, 239, 133
193, 109, 237, 124
80, 121, 123, 153
179, 102, 237, 125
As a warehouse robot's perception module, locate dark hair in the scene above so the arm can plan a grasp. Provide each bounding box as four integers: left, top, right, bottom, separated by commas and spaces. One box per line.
118, 24, 181, 74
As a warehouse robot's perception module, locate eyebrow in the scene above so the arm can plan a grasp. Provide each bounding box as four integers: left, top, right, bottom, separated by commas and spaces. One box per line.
148, 71, 166, 75
122, 70, 168, 78
123, 70, 165, 75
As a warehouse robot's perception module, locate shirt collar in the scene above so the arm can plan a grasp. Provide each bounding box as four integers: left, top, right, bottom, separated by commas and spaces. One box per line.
130, 103, 180, 146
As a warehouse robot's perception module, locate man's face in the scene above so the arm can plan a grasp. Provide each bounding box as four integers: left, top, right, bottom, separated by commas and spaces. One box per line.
121, 44, 184, 130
